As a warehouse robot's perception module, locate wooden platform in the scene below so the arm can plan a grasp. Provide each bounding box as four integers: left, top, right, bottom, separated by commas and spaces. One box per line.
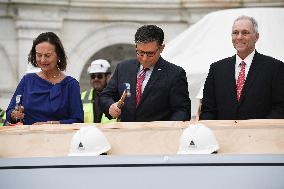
1, 120, 284, 157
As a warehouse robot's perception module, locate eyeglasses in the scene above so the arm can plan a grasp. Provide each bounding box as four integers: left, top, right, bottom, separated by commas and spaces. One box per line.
91, 74, 104, 79
136, 48, 159, 57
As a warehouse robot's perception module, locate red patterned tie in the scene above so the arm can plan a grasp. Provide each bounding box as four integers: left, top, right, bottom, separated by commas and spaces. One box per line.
136, 68, 148, 106
236, 61, 246, 102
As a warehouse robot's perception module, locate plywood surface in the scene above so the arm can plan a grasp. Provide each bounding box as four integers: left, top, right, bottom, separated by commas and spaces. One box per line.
0, 120, 284, 157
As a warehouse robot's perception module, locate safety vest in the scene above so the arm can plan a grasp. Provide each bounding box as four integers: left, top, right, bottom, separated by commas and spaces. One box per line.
0, 109, 5, 126
81, 89, 116, 123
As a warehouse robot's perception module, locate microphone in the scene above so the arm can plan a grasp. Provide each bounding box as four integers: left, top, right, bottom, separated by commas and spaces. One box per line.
117, 83, 131, 109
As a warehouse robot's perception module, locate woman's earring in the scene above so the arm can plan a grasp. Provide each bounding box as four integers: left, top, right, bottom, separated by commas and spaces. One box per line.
34, 57, 38, 67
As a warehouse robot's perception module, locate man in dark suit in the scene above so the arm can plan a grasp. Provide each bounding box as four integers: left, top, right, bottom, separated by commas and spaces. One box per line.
200, 15, 284, 120
100, 25, 191, 122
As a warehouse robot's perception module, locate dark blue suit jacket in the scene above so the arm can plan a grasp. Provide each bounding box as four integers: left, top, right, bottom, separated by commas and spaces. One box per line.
200, 51, 284, 120
100, 57, 191, 122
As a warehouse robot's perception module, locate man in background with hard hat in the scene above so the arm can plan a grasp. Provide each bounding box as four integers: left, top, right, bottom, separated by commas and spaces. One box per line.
81, 59, 116, 123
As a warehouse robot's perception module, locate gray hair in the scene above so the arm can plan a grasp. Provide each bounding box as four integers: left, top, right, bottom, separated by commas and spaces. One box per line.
233, 15, 258, 33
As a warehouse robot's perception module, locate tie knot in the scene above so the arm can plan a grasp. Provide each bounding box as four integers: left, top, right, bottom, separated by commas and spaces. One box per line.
139, 67, 149, 75
143, 67, 149, 72
240, 61, 246, 66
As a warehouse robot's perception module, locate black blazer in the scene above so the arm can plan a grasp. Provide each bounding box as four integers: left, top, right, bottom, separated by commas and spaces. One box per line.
100, 57, 191, 122
200, 51, 284, 120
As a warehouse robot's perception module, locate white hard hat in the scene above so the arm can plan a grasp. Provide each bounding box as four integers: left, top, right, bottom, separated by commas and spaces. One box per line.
68, 126, 111, 156
87, 59, 111, 74
177, 123, 219, 154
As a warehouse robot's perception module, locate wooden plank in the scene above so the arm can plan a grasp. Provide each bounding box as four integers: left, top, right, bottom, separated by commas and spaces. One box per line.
0, 120, 284, 157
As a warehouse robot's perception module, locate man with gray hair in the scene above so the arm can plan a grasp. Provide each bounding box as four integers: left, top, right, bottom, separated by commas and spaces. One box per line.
100, 25, 191, 121
200, 15, 284, 120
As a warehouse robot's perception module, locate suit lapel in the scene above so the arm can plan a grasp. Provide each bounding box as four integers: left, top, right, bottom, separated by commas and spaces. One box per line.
227, 55, 238, 104
137, 57, 164, 108
239, 51, 262, 103
129, 61, 140, 110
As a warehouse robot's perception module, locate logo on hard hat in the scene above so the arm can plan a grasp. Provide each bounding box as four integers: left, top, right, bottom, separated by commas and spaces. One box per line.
78, 142, 85, 151
188, 140, 197, 148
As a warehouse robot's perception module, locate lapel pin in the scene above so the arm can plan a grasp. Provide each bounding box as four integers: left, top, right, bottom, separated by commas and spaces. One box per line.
158, 68, 162, 71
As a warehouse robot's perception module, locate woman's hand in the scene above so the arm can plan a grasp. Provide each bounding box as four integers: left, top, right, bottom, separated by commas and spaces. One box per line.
11, 106, 25, 121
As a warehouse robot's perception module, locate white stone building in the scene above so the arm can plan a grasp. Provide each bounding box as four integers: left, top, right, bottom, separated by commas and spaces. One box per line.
0, 0, 283, 109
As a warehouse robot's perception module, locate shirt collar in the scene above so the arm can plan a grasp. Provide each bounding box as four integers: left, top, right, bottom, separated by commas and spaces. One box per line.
139, 64, 154, 73
236, 50, 255, 67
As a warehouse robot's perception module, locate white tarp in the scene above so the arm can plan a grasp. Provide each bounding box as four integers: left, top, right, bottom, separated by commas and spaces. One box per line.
162, 8, 284, 116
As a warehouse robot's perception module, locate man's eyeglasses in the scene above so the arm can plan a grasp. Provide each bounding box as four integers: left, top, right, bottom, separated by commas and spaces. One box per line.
91, 74, 104, 79
136, 48, 159, 57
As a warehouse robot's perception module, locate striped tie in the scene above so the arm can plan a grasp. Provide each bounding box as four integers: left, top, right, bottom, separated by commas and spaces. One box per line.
236, 61, 246, 102
136, 68, 149, 106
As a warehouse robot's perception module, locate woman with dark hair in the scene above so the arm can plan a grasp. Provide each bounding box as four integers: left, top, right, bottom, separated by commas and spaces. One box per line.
5, 32, 84, 125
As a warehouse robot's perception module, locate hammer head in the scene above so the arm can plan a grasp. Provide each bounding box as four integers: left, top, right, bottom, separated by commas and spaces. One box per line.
125, 83, 131, 97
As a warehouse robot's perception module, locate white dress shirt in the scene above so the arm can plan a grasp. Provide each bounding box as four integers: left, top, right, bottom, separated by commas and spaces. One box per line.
235, 50, 255, 81
137, 65, 154, 94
